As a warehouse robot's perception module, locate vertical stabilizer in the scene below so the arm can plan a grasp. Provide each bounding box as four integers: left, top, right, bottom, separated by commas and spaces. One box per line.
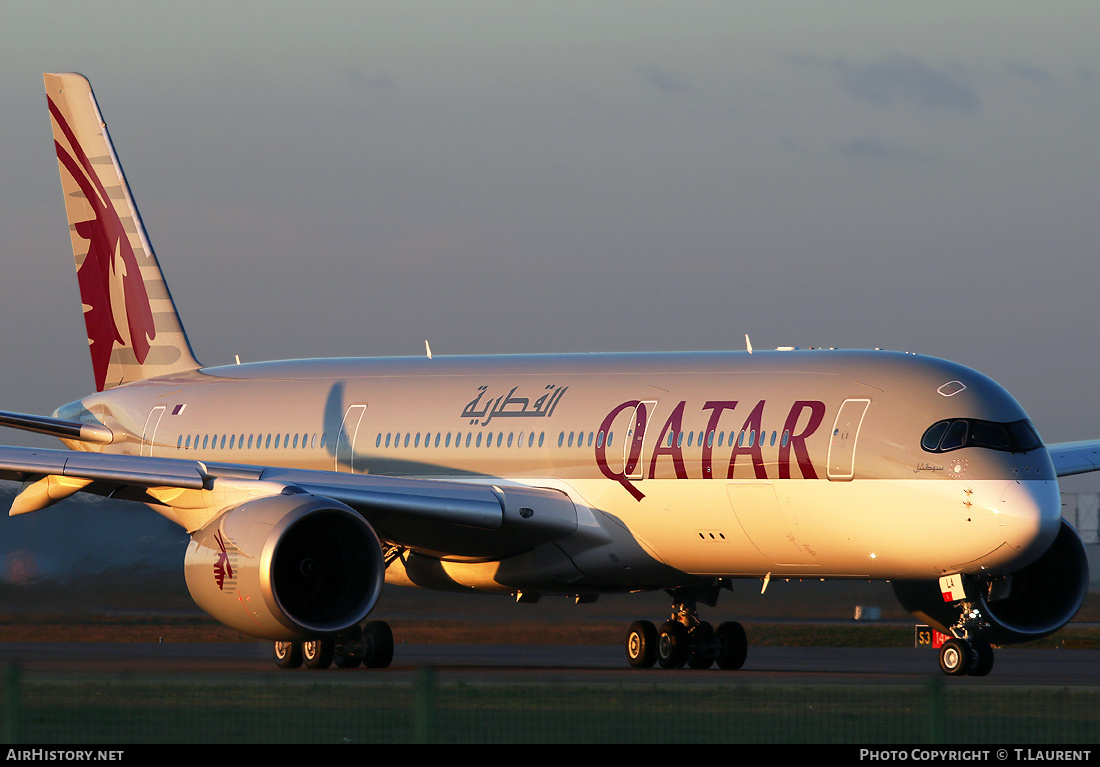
44, 72, 200, 391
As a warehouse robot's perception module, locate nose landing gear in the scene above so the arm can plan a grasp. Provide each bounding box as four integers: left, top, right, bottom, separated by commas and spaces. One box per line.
938, 636, 994, 677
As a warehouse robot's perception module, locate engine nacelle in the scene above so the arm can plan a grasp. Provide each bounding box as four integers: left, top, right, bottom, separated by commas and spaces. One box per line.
893, 519, 1089, 645
185, 491, 385, 640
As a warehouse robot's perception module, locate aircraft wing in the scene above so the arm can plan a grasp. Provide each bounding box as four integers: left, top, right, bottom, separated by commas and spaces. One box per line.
0, 444, 578, 559
0, 409, 113, 444
1046, 440, 1100, 477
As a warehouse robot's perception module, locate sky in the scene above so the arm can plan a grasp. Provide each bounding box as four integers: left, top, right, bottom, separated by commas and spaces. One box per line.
1, 1, 1099, 488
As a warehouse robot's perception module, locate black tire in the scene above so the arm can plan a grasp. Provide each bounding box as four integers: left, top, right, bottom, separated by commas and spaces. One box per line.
626, 620, 658, 668
657, 620, 690, 669
939, 638, 972, 676
334, 624, 363, 669
968, 640, 995, 677
362, 621, 394, 669
687, 621, 716, 669
273, 641, 302, 669
715, 621, 747, 670
303, 638, 335, 670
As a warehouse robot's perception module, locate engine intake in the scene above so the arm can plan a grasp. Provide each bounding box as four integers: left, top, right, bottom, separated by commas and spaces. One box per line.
185, 492, 385, 640
893, 519, 1089, 645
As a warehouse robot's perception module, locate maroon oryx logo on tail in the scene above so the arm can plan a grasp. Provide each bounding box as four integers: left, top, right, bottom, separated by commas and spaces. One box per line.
48, 96, 156, 392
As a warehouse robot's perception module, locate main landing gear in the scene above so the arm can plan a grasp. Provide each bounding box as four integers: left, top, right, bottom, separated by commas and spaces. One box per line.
273, 620, 394, 670
625, 586, 747, 670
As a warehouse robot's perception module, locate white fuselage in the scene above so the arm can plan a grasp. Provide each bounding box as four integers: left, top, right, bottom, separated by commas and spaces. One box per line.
59, 348, 1063, 592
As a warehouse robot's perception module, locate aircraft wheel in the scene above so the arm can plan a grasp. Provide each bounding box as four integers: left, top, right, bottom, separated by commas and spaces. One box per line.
303, 638, 335, 670
715, 621, 747, 670
273, 641, 302, 669
361, 621, 394, 669
334, 624, 363, 669
968, 640, 995, 677
687, 621, 716, 669
626, 620, 658, 668
938, 638, 972, 676
657, 620, 690, 669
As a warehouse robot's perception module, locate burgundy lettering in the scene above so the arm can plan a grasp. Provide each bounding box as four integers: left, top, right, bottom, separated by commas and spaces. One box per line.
779, 400, 826, 479
701, 401, 738, 478
727, 400, 768, 479
648, 401, 688, 480
595, 400, 645, 500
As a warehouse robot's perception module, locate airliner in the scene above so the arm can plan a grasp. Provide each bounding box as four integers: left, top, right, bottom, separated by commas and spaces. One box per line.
2, 73, 1097, 676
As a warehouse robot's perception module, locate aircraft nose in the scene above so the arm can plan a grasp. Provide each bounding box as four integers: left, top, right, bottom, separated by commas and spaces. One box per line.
998, 479, 1061, 566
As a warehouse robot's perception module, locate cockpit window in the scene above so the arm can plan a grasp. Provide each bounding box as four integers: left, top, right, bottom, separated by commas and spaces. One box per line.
921, 418, 1042, 454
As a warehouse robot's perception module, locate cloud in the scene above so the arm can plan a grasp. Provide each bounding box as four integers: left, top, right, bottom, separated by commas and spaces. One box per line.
832, 54, 980, 113
839, 138, 926, 163
635, 63, 693, 95
341, 67, 396, 92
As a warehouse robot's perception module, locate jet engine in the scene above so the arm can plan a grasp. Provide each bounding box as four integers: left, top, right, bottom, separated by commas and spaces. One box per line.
184, 491, 385, 640
892, 520, 1089, 644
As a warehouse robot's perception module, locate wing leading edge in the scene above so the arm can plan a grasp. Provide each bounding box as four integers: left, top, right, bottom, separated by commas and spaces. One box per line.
1047, 440, 1100, 477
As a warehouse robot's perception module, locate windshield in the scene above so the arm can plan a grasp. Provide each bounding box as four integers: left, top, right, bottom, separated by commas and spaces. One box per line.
920, 418, 1042, 454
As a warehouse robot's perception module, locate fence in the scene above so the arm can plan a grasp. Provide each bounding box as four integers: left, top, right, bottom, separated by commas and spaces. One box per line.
1, 665, 1096, 744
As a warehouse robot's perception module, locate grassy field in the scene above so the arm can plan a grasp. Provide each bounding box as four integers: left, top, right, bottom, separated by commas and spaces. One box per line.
13, 677, 1099, 744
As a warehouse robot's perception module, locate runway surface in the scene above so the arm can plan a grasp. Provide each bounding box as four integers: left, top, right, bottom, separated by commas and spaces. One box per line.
1, 642, 1097, 686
